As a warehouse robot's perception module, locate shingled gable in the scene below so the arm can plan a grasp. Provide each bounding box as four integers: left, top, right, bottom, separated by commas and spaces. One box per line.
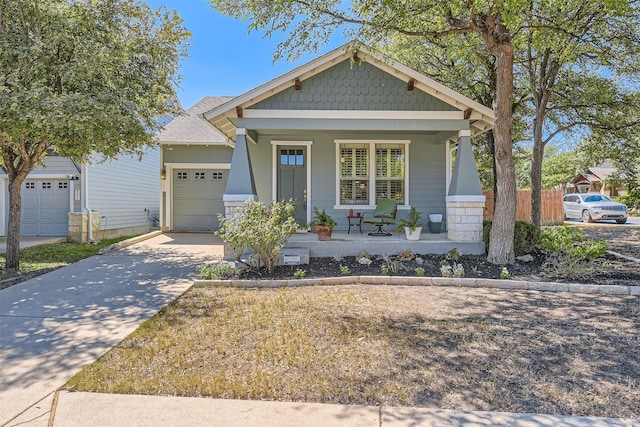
201, 42, 495, 142
157, 96, 233, 145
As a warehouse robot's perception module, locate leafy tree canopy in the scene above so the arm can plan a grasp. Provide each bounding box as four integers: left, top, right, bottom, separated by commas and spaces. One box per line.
0, 0, 190, 271
0, 0, 189, 171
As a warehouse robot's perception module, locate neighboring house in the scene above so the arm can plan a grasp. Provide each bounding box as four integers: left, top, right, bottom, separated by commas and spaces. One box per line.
569, 163, 627, 196
0, 149, 161, 241
158, 43, 495, 250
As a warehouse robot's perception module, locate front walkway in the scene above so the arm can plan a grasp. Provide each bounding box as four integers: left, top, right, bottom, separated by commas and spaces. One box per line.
0, 232, 222, 427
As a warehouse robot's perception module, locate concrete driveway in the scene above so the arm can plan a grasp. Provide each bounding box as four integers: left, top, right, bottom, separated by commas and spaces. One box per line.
0, 232, 223, 426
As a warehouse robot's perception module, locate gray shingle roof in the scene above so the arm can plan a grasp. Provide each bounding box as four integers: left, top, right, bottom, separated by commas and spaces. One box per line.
156, 96, 234, 144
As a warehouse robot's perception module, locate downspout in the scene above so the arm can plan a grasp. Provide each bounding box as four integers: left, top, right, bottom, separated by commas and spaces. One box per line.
82, 163, 96, 243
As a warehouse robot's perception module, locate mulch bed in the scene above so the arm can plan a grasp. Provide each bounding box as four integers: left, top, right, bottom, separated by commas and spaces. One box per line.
237, 225, 640, 287
238, 251, 639, 287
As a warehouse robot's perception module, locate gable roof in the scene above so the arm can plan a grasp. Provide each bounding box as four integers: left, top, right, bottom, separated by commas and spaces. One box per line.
157, 96, 233, 145
202, 42, 495, 142
588, 163, 615, 181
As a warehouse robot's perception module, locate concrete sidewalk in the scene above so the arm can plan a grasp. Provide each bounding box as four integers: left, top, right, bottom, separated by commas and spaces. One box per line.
46, 392, 638, 426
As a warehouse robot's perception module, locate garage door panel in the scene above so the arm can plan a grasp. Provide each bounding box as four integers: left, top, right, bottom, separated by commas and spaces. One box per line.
20, 179, 70, 236
172, 169, 228, 231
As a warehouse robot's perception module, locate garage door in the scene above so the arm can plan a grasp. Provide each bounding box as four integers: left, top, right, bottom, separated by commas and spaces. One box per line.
21, 179, 70, 236
172, 169, 228, 231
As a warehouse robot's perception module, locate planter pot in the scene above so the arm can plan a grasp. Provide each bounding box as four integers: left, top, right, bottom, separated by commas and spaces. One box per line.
428, 221, 442, 234
317, 226, 333, 241
311, 224, 320, 233
404, 226, 422, 241
428, 214, 443, 233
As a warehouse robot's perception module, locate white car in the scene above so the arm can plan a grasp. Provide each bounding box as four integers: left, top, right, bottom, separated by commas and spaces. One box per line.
563, 193, 628, 224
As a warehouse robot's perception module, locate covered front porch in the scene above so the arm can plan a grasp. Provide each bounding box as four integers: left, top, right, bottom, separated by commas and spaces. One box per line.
285, 230, 485, 257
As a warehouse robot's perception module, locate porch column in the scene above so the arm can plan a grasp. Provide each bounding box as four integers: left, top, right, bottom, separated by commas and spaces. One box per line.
446, 130, 485, 243
223, 129, 258, 260
223, 128, 258, 221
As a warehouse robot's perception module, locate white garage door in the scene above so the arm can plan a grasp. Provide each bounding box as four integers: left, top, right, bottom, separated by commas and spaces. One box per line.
21, 179, 70, 236
172, 169, 228, 231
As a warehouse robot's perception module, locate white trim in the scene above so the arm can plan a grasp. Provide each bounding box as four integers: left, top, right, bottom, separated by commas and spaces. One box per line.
458, 129, 472, 138
223, 194, 257, 202
446, 195, 486, 203
446, 140, 455, 197
164, 163, 231, 169
333, 204, 411, 210
334, 139, 410, 208
243, 109, 464, 120
165, 163, 232, 231
20, 174, 73, 180
271, 140, 313, 225
236, 128, 247, 135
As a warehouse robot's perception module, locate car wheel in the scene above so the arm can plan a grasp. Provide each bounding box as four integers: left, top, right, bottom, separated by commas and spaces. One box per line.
616, 219, 627, 224
581, 210, 593, 223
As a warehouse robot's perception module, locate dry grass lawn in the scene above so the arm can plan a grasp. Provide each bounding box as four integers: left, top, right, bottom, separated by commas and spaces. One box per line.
67, 285, 640, 418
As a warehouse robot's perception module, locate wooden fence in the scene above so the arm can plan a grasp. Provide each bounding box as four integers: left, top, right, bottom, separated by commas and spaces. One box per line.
483, 189, 564, 225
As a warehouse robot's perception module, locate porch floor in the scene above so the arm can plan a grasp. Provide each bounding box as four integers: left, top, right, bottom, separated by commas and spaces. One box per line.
286, 230, 485, 258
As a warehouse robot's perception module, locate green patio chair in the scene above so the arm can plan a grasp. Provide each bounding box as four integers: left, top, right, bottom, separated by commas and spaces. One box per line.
363, 199, 397, 236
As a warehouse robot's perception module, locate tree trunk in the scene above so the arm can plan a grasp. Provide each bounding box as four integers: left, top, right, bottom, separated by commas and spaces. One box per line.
487, 45, 516, 265
530, 114, 545, 227
487, 130, 498, 205
5, 177, 25, 272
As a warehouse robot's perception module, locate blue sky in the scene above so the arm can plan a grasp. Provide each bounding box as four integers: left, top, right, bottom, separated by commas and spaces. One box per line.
145, 0, 345, 109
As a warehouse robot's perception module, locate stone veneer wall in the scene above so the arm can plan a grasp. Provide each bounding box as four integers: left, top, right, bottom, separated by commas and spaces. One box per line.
222, 197, 256, 260
446, 197, 485, 242
68, 211, 100, 243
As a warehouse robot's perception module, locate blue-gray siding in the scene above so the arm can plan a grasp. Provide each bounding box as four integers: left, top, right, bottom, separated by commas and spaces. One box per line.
249, 131, 447, 232
87, 147, 160, 231
252, 60, 457, 112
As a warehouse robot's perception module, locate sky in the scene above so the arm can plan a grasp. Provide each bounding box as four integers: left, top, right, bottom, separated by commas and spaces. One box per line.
145, 0, 345, 109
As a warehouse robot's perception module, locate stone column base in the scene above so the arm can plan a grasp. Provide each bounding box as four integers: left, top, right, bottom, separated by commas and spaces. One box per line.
222, 194, 257, 260
446, 196, 485, 243
68, 211, 100, 243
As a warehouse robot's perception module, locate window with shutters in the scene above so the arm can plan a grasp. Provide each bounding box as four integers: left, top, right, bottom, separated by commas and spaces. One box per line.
336, 140, 409, 207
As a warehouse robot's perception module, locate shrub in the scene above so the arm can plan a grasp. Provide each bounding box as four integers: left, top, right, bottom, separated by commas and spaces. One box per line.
216, 199, 298, 273
197, 262, 236, 280
415, 267, 425, 277
540, 226, 608, 279
396, 249, 416, 261
339, 265, 351, 275
294, 268, 307, 279
483, 221, 542, 257
446, 247, 461, 262
452, 263, 465, 278
500, 267, 510, 279
616, 190, 640, 213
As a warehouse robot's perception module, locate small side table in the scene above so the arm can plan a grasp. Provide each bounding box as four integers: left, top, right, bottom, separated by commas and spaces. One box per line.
347, 215, 363, 234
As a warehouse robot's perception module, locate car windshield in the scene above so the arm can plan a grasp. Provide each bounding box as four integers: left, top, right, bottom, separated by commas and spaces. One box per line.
583, 195, 612, 203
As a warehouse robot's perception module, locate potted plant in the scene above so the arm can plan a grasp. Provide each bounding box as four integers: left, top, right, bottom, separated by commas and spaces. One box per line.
395, 207, 423, 240
311, 207, 337, 241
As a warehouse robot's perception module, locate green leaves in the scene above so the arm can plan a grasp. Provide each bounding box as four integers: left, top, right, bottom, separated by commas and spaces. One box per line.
0, 0, 190, 165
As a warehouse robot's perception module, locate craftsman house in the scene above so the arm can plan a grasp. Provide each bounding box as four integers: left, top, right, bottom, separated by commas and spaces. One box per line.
158, 43, 494, 254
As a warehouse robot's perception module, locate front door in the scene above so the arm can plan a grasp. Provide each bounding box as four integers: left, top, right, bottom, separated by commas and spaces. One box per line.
277, 146, 307, 225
